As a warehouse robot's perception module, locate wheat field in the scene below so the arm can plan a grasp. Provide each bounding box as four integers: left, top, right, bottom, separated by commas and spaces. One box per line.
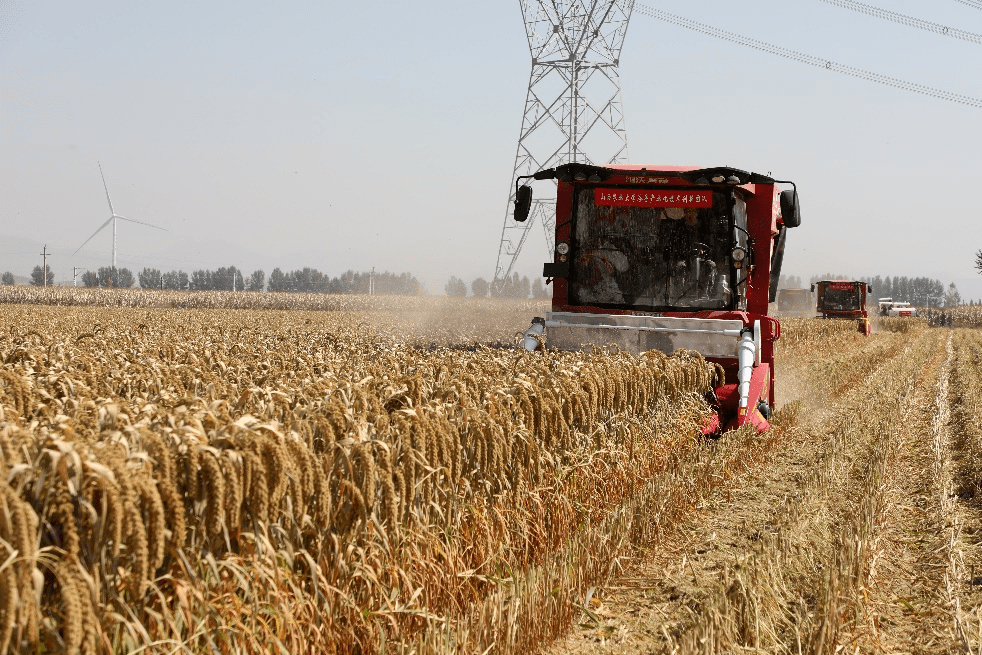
1, 292, 981, 654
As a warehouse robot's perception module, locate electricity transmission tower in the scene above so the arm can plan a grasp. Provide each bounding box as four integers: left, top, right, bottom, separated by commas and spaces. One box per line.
493, 0, 633, 292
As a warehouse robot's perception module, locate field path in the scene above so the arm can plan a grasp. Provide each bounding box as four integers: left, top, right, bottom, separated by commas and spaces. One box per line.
545, 325, 976, 654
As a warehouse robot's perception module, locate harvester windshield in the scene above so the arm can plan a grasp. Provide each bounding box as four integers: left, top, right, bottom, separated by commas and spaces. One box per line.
821, 287, 861, 311
568, 187, 746, 311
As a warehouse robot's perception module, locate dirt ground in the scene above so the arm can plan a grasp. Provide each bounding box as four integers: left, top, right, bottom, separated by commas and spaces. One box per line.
544, 322, 982, 654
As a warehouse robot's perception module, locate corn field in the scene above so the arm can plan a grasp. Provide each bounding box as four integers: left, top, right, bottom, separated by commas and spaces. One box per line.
946, 305, 982, 328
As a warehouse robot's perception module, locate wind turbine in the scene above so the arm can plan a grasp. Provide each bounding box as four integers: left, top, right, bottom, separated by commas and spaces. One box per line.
74, 163, 166, 269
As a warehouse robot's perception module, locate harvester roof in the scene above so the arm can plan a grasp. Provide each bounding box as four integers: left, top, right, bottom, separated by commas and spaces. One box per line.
546, 162, 783, 189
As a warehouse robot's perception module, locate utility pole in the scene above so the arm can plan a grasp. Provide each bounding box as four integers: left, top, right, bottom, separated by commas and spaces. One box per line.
73, 266, 82, 287
40, 245, 49, 288
370, 267, 375, 295
493, 1, 633, 293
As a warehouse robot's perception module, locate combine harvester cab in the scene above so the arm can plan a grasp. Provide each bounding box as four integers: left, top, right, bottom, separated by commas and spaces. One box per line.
515, 163, 801, 436
811, 280, 873, 335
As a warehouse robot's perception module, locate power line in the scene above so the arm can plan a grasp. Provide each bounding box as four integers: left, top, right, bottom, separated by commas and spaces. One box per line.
953, 0, 982, 10
817, 0, 982, 44
634, 4, 982, 109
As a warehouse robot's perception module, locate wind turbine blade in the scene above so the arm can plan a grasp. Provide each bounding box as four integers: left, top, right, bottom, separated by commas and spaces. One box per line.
73, 215, 115, 255
114, 214, 167, 231
99, 162, 115, 216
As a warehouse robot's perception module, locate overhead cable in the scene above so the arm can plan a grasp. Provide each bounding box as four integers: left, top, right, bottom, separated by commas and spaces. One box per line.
634, 4, 982, 110
952, 0, 982, 10
817, 0, 981, 44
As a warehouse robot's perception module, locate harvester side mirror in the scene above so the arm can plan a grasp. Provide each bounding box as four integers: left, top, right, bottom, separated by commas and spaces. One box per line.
780, 189, 801, 228
810, 284, 815, 292
514, 185, 532, 222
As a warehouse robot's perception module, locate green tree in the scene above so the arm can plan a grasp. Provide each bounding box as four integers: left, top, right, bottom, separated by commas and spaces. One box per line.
248, 269, 265, 291
29, 265, 54, 286
494, 273, 531, 298
976, 249, 982, 275
96, 266, 134, 288
291, 267, 328, 292
190, 270, 213, 290
946, 282, 962, 308
212, 266, 245, 291
445, 276, 467, 297
268, 268, 287, 292
471, 277, 489, 298
139, 268, 163, 289
162, 270, 188, 289
81, 271, 99, 287
117, 268, 135, 288
1, 272, 14, 285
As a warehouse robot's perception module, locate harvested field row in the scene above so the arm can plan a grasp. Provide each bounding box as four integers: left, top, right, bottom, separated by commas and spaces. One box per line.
947, 329, 982, 647
547, 319, 982, 654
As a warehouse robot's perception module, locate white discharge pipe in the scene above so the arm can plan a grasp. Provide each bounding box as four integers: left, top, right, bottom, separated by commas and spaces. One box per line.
522, 319, 545, 351
737, 329, 756, 411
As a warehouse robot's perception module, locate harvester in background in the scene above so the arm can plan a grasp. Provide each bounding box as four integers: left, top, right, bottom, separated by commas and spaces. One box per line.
517, 163, 801, 436
777, 288, 813, 314
811, 280, 872, 335
877, 297, 917, 317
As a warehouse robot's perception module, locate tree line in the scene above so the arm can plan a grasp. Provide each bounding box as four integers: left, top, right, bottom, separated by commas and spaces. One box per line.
267, 269, 421, 294
1, 265, 423, 294
444, 273, 550, 299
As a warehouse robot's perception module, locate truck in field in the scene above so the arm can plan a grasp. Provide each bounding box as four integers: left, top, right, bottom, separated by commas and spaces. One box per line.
516, 163, 800, 435
811, 279, 872, 335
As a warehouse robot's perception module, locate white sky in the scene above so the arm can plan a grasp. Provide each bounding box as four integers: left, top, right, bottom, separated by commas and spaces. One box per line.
1, 0, 980, 300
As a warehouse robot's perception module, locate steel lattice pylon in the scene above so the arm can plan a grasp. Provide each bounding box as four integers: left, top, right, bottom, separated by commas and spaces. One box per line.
493, 0, 633, 292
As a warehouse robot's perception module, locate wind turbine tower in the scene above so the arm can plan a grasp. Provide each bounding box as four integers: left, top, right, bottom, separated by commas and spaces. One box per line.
493, 0, 633, 291
74, 163, 166, 270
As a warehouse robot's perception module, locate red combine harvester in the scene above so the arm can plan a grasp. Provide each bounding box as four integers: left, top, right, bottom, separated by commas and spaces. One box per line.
810, 280, 872, 335
516, 163, 801, 435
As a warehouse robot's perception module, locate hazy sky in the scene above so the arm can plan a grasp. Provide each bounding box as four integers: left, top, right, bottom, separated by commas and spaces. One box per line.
1, 1, 981, 300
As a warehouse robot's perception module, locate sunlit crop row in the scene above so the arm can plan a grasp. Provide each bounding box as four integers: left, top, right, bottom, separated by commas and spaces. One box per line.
0, 304, 724, 654
0, 285, 547, 315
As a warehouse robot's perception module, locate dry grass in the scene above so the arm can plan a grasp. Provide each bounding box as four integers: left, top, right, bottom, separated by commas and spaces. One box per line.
545, 318, 982, 655
0, 302, 727, 654
6, 301, 977, 654
948, 306, 982, 328
0, 285, 549, 315
949, 331, 982, 501
663, 324, 940, 652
